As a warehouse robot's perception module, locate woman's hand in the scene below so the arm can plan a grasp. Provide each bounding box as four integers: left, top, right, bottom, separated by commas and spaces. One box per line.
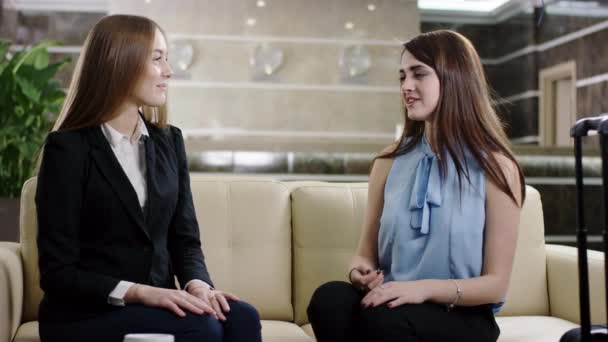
125, 284, 217, 317
188, 285, 240, 321
350, 267, 384, 292
361, 281, 429, 308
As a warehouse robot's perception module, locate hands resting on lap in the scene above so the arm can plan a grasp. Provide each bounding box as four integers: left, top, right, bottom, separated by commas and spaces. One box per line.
350, 266, 428, 309
124, 283, 240, 320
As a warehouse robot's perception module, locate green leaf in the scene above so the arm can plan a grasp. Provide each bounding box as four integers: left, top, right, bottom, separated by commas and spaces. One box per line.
0, 39, 66, 197
15, 75, 41, 102
0, 40, 12, 77
33, 49, 49, 69
12, 40, 62, 74
24, 115, 35, 127
38, 60, 69, 83
0, 39, 10, 63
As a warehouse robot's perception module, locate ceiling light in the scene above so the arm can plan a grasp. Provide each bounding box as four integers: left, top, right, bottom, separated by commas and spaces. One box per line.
418, 0, 512, 12
368, 4, 376, 11
344, 21, 355, 30
256, 0, 266, 8
555, 1, 600, 8
246, 18, 257, 27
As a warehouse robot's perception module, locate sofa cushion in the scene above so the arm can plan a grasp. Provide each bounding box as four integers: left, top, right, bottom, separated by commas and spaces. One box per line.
261, 321, 314, 342
301, 324, 315, 339
497, 187, 550, 317
12, 320, 314, 342
13, 321, 38, 342
18, 178, 42, 322
190, 175, 294, 321
290, 183, 368, 325
290, 183, 550, 326
495, 316, 578, 341
546, 244, 607, 324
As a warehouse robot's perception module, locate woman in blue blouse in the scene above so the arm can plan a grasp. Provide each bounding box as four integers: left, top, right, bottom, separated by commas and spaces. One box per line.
308, 30, 525, 341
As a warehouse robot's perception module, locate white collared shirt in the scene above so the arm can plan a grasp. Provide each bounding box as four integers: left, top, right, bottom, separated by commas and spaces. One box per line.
100, 117, 149, 209
101, 117, 210, 306
101, 116, 149, 306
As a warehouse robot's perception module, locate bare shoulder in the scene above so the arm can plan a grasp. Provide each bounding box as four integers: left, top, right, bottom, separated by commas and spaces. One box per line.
491, 152, 521, 184
488, 152, 523, 205
374, 142, 398, 167
379, 142, 399, 156
369, 143, 398, 185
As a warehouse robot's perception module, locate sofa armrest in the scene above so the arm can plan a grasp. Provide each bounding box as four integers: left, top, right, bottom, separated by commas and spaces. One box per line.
0, 242, 23, 342
546, 243, 606, 324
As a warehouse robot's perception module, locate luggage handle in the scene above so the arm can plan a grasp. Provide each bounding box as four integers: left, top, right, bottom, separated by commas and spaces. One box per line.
571, 115, 608, 137
566, 114, 608, 342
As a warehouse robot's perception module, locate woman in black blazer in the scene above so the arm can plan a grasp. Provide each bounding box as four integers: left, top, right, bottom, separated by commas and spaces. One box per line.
36, 15, 261, 342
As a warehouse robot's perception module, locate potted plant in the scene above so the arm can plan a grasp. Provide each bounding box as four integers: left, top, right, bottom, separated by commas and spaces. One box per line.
0, 39, 70, 241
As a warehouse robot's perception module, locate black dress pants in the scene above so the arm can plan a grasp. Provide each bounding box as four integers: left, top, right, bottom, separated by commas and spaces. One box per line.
307, 281, 500, 342
39, 300, 261, 342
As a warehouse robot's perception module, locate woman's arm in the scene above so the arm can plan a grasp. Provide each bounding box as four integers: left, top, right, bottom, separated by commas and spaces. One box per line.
36, 131, 121, 305
167, 126, 213, 288
363, 154, 522, 308
349, 146, 394, 288
424, 154, 522, 306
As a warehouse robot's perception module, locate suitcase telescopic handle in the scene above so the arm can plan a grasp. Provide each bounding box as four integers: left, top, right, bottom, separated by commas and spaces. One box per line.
566, 114, 608, 342
571, 115, 608, 137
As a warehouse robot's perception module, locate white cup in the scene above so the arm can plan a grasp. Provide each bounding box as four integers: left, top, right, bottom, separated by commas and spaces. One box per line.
123, 334, 174, 342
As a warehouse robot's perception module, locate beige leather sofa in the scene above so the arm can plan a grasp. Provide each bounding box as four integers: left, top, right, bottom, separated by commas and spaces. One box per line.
1, 175, 606, 342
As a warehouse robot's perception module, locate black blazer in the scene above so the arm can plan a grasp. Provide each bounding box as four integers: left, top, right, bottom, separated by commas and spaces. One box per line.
35, 120, 213, 320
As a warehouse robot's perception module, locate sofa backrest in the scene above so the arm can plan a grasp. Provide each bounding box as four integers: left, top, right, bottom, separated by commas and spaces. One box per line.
20, 177, 550, 325
19, 176, 294, 322
19, 178, 40, 322
498, 186, 550, 317
289, 182, 369, 325
188, 175, 294, 320
289, 183, 550, 325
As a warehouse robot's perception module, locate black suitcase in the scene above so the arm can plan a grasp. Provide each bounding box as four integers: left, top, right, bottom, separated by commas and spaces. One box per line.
560, 115, 608, 342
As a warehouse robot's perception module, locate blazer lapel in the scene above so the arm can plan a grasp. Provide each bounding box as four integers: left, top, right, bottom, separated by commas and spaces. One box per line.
143, 133, 157, 227
87, 127, 151, 241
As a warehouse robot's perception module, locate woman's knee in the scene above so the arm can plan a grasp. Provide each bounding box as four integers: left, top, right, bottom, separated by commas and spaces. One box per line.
226, 300, 261, 327
359, 305, 390, 329
222, 300, 261, 341
359, 305, 416, 340
309, 281, 357, 309
182, 314, 223, 342
307, 281, 360, 321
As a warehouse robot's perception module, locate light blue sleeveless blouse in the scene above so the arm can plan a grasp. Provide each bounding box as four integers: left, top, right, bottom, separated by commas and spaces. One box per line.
378, 137, 503, 312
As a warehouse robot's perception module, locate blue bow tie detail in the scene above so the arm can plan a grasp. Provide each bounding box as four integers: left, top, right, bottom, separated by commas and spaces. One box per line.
409, 153, 442, 234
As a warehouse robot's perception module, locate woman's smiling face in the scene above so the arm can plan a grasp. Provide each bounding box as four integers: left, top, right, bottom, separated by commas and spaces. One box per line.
400, 49, 440, 122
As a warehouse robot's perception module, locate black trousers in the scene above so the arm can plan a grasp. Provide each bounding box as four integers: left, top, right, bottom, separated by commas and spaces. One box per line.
307, 281, 500, 342
39, 300, 261, 342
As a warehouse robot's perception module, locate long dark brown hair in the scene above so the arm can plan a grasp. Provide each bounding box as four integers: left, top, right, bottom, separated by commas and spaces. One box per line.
380, 30, 525, 206
52, 14, 168, 132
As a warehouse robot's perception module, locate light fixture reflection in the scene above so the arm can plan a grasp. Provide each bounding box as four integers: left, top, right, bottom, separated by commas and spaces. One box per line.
201, 152, 233, 167
250, 43, 284, 79
234, 152, 276, 167
418, 0, 511, 12
339, 45, 372, 79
